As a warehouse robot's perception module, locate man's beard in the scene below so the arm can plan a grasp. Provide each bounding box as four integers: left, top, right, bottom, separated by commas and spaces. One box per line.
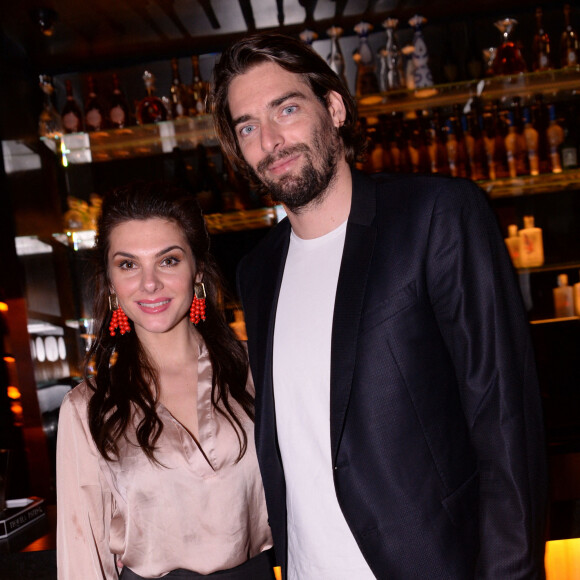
249, 119, 342, 213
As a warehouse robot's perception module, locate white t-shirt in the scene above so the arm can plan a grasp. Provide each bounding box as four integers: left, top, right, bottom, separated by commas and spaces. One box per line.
273, 221, 375, 579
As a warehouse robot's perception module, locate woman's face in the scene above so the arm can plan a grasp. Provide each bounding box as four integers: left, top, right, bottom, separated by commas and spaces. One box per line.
107, 218, 199, 339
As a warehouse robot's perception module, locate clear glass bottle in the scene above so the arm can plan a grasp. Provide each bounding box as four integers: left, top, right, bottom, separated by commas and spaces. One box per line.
136, 71, 167, 125
326, 26, 348, 88
379, 18, 403, 92
523, 107, 540, 176
408, 15, 434, 90
61, 79, 84, 134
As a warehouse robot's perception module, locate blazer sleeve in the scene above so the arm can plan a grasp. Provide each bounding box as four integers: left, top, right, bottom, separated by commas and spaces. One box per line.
56, 388, 117, 580
425, 180, 547, 579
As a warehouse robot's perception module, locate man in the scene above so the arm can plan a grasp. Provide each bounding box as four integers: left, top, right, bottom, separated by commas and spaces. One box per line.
210, 33, 547, 579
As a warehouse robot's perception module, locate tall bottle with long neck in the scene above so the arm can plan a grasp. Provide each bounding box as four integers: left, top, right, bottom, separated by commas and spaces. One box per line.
170, 58, 188, 120
189, 55, 208, 116
532, 7, 552, 71
326, 26, 349, 89
84, 76, 106, 132
561, 3, 580, 68
108, 73, 131, 129
61, 79, 84, 134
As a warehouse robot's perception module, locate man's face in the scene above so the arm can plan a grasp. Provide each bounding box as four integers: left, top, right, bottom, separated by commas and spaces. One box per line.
227, 61, 344, 212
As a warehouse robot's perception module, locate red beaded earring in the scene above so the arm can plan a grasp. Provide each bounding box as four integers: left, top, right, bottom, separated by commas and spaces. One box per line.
108, 294, 131, 336
189, 282, 206, 326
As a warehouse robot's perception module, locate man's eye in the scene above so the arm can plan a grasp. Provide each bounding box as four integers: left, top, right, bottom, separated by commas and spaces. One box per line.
240, 125, 255, 137
282, 105, 297, 115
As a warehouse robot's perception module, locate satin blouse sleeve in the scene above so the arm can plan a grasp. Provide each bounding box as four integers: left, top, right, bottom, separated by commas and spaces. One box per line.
56, 386, 118, 580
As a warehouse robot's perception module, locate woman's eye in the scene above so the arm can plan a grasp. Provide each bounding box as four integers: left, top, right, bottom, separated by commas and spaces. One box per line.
119, 260, 135, 270
161, 257, 180, 267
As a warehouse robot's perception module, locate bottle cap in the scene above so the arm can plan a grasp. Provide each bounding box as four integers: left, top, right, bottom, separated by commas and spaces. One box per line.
508, 224, 518, 237
558, 273, 569, 287
523, 215, 535, 228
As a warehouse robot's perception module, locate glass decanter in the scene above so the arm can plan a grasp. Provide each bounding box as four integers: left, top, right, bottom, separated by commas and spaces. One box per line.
38, 75, 63, 139
492, 18, 527, 76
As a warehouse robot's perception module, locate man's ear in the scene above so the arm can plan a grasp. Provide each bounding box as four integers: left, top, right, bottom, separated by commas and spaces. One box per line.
326, 90, 347, 128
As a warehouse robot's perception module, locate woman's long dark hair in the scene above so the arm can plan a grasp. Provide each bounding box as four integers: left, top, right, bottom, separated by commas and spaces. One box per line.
86, 181, 253, 463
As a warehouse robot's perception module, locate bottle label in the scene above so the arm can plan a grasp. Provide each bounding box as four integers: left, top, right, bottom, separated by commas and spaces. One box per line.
86, 109, 102, 130
110, 105, 126, 126
63, 111, 80, 132
562, 146, 578, 169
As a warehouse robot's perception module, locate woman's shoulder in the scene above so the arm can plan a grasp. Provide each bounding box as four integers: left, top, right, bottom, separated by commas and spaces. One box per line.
61, 379, 95, 411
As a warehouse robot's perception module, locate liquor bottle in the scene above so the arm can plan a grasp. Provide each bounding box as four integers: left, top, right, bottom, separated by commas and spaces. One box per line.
518, 215, 544, 268
407, 114, 430, 174
449, 105, 469, 178
560, 100, 579, 170
136, 71, 167, 125
561, 3, 580, 68
491, 103, 509, 179
431, 109, 450, 175
504, 113, 519, 178
446, 120, 459, 177
547, 104, 564, 174
326, 26, 349, 89
573, 271, 580, 316
170, 58, 188, 120
108, 73, 131, 129
504, 225, 522, 269
510, 97, 528, 176
465, 109, 487, 180
482, 112, 497, 180
532, 94, 551, 174
532, 7, 552, 71
379, 18, 403, 92
492, 18, 527, 75
84, 76, 106, 132
353, 22, 380, 97
38, 75, 63, 138
61, 79, 84, 134
553, 274, 574, 318
189, 55, 208, 116
409, 15, 434, 91
523, 108, 540, 176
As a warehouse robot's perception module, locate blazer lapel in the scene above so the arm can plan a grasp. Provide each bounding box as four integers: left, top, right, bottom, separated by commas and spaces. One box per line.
330, 171, 377, 463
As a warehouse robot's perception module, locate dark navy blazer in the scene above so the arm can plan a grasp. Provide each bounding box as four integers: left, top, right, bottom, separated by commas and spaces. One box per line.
237, 170, 547, 579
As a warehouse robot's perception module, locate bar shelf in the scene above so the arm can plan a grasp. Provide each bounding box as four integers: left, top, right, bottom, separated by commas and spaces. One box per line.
40, 115, 217, 164
357, 67, 580, 117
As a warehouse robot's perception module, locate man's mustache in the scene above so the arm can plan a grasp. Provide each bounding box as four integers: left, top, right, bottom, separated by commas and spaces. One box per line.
256, 144, 311, 174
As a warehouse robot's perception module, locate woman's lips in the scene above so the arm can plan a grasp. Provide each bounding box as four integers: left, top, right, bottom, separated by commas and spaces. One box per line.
136, 299, 171, 313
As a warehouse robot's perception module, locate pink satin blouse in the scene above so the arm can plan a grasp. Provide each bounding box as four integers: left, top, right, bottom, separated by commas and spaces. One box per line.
56, 341, 272, 579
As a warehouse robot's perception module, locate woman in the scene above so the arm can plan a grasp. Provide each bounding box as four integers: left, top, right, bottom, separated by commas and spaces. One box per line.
56, 181, 274, 579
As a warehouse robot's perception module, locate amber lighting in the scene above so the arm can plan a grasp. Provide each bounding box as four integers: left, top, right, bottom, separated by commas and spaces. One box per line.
0, 302, 8, 312
3, 356, 15, 363
7, 386, 21, 399
545, 538, 580, 579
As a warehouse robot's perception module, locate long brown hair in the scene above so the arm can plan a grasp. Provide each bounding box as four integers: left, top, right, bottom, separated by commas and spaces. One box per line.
86, 181, 253, 462
209, 32, 366, 184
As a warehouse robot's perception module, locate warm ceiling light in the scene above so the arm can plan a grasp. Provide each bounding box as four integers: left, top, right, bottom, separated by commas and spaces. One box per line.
7, 386, 21, 399
3, 356, 15, 364
0, 302, 8, 312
